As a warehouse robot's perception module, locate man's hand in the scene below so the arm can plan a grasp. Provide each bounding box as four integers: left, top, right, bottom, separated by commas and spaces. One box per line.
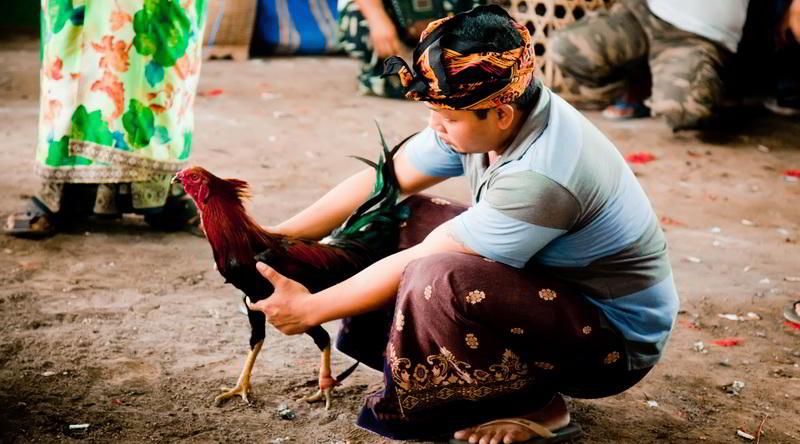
248, 262, 313, 335
367, 12, 402, 58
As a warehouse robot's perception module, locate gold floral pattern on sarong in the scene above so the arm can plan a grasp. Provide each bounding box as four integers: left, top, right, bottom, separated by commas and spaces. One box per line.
604, 351, 620, 364
465, 333, 479, 349
511, 328, 524, 334
424, 285, 432, 300
388, 344, 533, 412
430, 197, 451, 205
534, 361, 554, 370
395, 311, 405, 331
538, 288, 557, 301
466, 290, 486, 304
582, 326, 592, 335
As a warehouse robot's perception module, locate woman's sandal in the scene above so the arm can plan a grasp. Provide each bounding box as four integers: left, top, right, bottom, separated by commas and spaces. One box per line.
3, 199, 58, 239
144, 192, 204, 237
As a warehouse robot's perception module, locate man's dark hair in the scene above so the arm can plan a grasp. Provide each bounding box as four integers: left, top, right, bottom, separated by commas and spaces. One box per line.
474, 82, 540, 119
449, 11, 539, 119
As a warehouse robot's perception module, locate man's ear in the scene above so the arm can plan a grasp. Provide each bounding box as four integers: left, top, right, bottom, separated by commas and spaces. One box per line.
495, 104, 515, 130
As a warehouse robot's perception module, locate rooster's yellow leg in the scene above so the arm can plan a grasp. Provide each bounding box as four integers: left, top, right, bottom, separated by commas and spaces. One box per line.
214, 340, 263, 406
298, 345, 336, 410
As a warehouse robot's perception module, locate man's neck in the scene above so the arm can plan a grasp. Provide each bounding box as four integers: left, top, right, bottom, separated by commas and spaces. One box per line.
490, 106, 533, 162
489, 86, 542, 162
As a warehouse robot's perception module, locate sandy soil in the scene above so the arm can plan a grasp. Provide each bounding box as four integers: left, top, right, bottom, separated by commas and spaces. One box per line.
1, 33, 799, 444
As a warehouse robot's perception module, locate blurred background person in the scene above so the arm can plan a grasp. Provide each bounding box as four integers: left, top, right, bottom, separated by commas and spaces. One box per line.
4, 0, 207, 237
549, 0, 750, 130
337, 0, 483, 98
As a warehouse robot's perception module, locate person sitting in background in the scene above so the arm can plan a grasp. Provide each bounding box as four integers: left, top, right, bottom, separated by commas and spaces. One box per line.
763, 0, 800, 115
3, 0, 206, 238
337, 0, 482, 98
549, 0, 750, 130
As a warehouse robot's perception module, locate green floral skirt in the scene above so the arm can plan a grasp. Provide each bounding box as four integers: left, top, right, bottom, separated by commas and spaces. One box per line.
35, 0, 207, 212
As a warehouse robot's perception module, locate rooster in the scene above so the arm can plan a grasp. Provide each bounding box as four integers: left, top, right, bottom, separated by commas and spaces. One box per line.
173, 127, 412, 409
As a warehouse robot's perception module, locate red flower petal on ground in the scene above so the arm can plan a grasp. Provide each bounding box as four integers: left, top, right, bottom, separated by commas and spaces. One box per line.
198, 88, 224, 97
711, 339, 741, 347
660, 216, 685, 226
783, 170, 800, 178
782, 321, 800, 330
626, 152, 656, 164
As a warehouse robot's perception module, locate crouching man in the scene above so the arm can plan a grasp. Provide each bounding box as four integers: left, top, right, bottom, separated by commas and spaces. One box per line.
251, 5, 679, 443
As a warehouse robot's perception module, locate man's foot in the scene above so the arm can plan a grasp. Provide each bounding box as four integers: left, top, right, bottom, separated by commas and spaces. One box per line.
3, 199, 57, 239
452, 393, 580, 444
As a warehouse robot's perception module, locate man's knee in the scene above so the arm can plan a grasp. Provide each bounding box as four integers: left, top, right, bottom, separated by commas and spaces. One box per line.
400, 252, 489, 310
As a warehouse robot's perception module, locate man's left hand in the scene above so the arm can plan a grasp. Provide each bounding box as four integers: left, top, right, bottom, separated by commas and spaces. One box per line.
248, 262, 313, 335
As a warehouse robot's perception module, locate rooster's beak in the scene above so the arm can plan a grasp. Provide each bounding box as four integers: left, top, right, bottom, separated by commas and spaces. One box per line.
171, 174, 181, 184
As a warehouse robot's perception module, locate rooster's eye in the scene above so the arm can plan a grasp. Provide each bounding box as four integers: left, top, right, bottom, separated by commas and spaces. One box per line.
191, 174, 199, 181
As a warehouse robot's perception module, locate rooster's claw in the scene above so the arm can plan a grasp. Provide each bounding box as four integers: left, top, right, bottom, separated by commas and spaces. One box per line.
298, 387, 334, 410
214, 383, 253, 406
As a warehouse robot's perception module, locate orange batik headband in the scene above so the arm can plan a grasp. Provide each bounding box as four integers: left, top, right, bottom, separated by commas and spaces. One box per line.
383, 5, 535, 110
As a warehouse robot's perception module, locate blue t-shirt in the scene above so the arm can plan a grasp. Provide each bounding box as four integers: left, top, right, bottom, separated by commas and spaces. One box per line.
407, 85, 679, 370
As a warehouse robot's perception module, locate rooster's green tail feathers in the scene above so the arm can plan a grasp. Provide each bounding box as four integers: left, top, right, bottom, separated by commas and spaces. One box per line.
328, 124, 415, 254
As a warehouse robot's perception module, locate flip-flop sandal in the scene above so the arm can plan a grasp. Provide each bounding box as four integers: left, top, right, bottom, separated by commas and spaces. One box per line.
2, 200, 57, 239
602, 98, 650, 120
450, 418, 583, 444
144, 192, 204, 237
784, 300, 800, 324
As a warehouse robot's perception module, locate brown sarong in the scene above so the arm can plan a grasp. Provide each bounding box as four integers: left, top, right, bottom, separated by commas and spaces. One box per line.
336, 195, 651, 440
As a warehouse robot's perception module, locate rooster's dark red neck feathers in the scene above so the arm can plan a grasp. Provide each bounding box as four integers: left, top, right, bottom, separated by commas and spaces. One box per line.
200, 177, 277, 272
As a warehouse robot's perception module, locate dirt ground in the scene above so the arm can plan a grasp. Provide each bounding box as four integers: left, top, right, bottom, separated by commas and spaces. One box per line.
1, 33, 799, 444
